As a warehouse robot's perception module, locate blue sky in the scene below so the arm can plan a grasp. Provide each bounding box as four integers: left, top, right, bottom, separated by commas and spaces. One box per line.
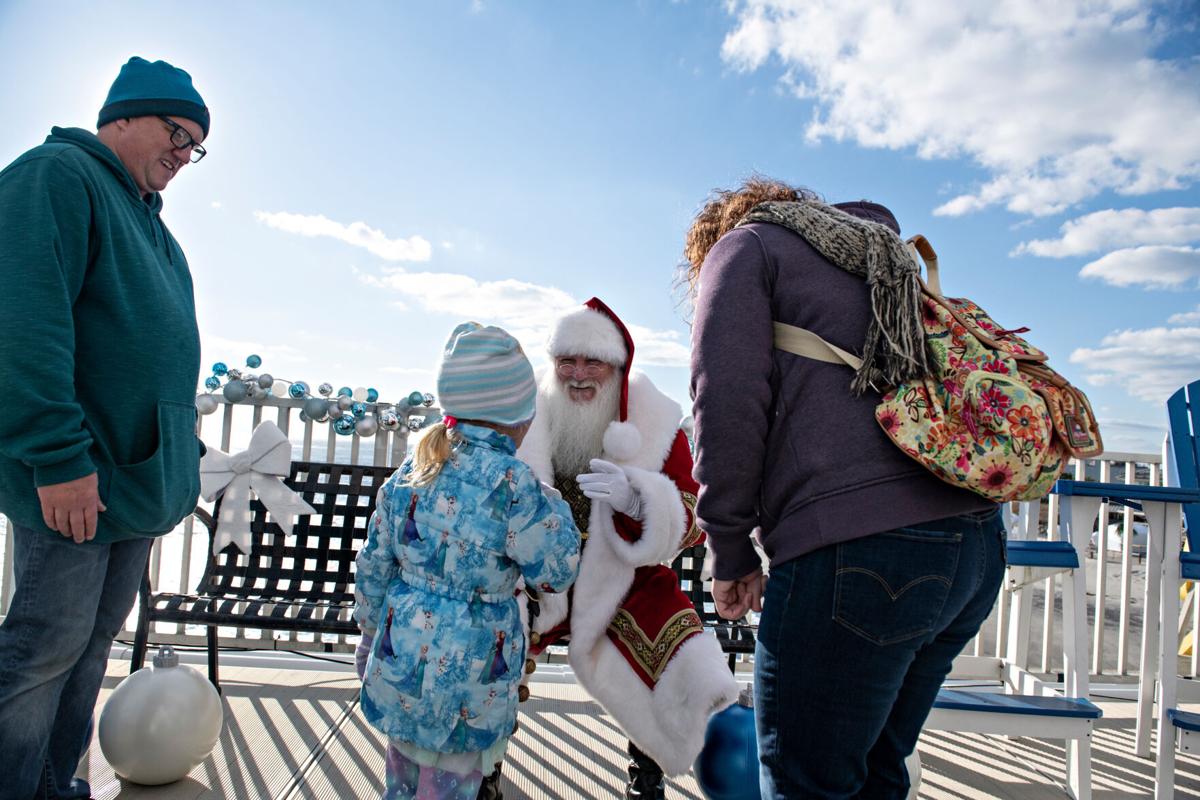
2, 0, 1197, 454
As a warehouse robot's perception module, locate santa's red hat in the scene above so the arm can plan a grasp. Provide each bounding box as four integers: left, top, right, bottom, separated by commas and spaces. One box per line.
547, 297, 641, 461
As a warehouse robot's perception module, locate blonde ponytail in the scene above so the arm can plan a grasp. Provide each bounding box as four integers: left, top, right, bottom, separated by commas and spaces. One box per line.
405, 423, 459, 488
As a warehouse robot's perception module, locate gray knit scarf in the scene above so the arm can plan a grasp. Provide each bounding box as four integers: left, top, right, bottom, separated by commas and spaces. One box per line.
737, 199, 930, 396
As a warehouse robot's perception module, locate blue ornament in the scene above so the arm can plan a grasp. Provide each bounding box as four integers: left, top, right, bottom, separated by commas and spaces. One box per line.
337, 386, 353, 398
245, 354, 262, 369
212, 362, 228, 377
366, 388, 379, 403
333, 416, 356, 436
222, 381, 249, 404
351, 402, 367, 419
288, 381, 309, 399
694, 688, 758, 800
204, 376, 220, 391
408, 391, 425, 407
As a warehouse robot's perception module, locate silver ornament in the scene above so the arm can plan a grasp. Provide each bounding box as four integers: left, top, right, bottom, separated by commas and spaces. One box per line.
303, 397, 330, 421
328, 406, 345, 419
406, 417, 423, 432
195, 394, 219, 415
355, 416, 379, 437
337, 395, 354, 411
243, 373, 257, 385
257, 373, 274, 389
248, 383, 268, 400
378, 410, 400, 431
222, 380, 249, 404
226, 368, 242, 381
422, 393, 435, 407
318, 382, 333, 397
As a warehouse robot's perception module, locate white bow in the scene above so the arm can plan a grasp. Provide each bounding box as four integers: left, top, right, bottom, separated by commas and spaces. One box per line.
199, 421, 316, 554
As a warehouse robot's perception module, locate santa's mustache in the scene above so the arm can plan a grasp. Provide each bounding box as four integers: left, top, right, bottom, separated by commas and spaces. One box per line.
566, 380, 599, 391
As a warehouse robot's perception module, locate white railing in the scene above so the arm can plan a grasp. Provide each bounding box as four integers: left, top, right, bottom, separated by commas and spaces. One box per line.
0, 405, 1189, 678
0, 394, 436, 654
967, 450, 1195, 679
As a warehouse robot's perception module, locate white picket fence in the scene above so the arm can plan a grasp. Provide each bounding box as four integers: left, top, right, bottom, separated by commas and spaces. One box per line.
0, 398, 1192, 678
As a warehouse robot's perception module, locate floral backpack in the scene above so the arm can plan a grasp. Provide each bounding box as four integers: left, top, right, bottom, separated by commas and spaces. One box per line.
773, 235, 1103, 502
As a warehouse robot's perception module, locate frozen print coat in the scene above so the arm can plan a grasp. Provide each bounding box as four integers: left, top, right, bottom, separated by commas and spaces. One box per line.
355, 422, 580, 753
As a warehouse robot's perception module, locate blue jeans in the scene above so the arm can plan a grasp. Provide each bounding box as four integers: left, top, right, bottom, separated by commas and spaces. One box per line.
754, 509, 1006, 799
0, 524, 152, 800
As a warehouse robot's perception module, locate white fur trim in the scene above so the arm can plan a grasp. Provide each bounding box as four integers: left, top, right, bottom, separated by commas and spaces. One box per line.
601, 466, 687, 568
602, 421, 641, 462
547, 307, 627, 364
611, 373, 682, 472
574, 630, 738, 776
531, 589, 570, 634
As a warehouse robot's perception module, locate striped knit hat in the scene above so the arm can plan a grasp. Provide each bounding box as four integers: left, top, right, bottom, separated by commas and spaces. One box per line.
435, 322, 537, 426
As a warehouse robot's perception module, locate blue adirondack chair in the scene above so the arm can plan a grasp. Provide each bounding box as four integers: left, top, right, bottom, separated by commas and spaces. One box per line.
1052, 378, 1200, 800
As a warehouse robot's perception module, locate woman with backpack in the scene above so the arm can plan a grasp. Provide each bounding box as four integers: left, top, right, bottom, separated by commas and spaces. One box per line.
686, 177, 1005, 799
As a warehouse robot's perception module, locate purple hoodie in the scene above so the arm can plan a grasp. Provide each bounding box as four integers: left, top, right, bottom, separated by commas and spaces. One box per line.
690, 201, 994, 582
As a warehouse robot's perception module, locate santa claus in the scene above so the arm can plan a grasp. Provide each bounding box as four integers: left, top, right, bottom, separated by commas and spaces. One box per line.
516, 298, 738, 799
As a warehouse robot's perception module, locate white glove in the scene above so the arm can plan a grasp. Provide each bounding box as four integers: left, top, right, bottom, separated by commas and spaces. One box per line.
576, 459, 642, 519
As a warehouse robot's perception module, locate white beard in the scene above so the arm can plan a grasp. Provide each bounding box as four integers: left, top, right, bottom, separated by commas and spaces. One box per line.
543, 372, 621, 479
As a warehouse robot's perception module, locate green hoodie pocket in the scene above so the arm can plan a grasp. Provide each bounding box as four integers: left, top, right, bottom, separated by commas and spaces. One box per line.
103, 400, 201, 535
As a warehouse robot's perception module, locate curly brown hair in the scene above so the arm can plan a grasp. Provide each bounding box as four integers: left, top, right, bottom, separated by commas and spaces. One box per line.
681, 176, 818, 299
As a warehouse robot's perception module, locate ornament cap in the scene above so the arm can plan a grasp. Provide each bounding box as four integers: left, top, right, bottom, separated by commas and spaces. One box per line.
153, 645, 180, 669
737, 684, 754, 707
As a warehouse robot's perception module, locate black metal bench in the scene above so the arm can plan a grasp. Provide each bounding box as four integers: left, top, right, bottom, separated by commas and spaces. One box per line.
131, 460, 395, 689
131, 460, 756, 688
670, 544, 757, 669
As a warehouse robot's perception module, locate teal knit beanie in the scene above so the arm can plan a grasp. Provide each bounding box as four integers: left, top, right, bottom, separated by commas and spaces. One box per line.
436, 323, 537, 427
98, 56, 210, 137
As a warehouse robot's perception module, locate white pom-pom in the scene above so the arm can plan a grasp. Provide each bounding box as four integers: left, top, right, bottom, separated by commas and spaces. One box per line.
603, 421, 641, 462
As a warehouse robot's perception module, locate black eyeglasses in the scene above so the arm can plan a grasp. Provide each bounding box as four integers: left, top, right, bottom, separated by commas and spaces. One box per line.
158, 116, 207, 163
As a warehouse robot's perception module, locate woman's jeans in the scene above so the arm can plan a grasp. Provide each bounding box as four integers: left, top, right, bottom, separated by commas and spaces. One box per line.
0, 524, 152, 800
754, 509, 1006, 799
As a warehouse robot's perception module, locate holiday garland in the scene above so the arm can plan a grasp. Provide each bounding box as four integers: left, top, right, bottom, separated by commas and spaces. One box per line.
196, 354, 434, 437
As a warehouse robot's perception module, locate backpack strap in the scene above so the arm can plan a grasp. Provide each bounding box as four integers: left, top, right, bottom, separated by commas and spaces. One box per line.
907, 234, 942, 296
772, 322, 863, 370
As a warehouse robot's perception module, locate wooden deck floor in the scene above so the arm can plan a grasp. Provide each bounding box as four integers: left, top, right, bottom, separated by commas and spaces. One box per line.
78, 659, 1200, 799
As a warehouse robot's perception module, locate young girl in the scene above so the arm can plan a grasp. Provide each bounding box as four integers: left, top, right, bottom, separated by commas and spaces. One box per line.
355, 322, 581, 800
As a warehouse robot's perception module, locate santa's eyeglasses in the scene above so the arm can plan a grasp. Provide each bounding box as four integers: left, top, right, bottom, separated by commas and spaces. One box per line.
555, 358, 610, 378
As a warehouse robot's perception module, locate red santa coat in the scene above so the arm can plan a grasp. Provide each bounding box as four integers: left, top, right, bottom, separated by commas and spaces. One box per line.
517, 370, 738, 775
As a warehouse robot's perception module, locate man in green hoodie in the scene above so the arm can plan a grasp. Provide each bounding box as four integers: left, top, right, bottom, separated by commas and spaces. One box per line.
0, 57, 209, 800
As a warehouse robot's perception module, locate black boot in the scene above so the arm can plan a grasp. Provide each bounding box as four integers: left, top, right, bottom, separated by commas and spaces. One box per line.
477, 762, 504, 800
625, 741, 665, 800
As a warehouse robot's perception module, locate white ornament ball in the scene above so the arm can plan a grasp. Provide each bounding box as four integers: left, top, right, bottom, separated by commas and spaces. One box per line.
195, 394, 219, 415
99, 647, 223, 785
353, 386, 368, 401
271, 380, 290, 398
905, 750, 922, 799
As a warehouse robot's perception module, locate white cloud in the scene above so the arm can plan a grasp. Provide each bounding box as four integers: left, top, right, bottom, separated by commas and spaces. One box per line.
363, 268, 692, 367
1069, 325, 1200, 403
1169, 305, 1200, 325
255, 211, 432, 262
1092, 417, 1167, 455
1078, 245, 1200, 289
1014, 207, 1200, 257
720, 1, 1200, 216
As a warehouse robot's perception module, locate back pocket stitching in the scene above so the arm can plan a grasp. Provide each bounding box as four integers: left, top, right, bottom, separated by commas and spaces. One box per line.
834, 567, 952, 600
